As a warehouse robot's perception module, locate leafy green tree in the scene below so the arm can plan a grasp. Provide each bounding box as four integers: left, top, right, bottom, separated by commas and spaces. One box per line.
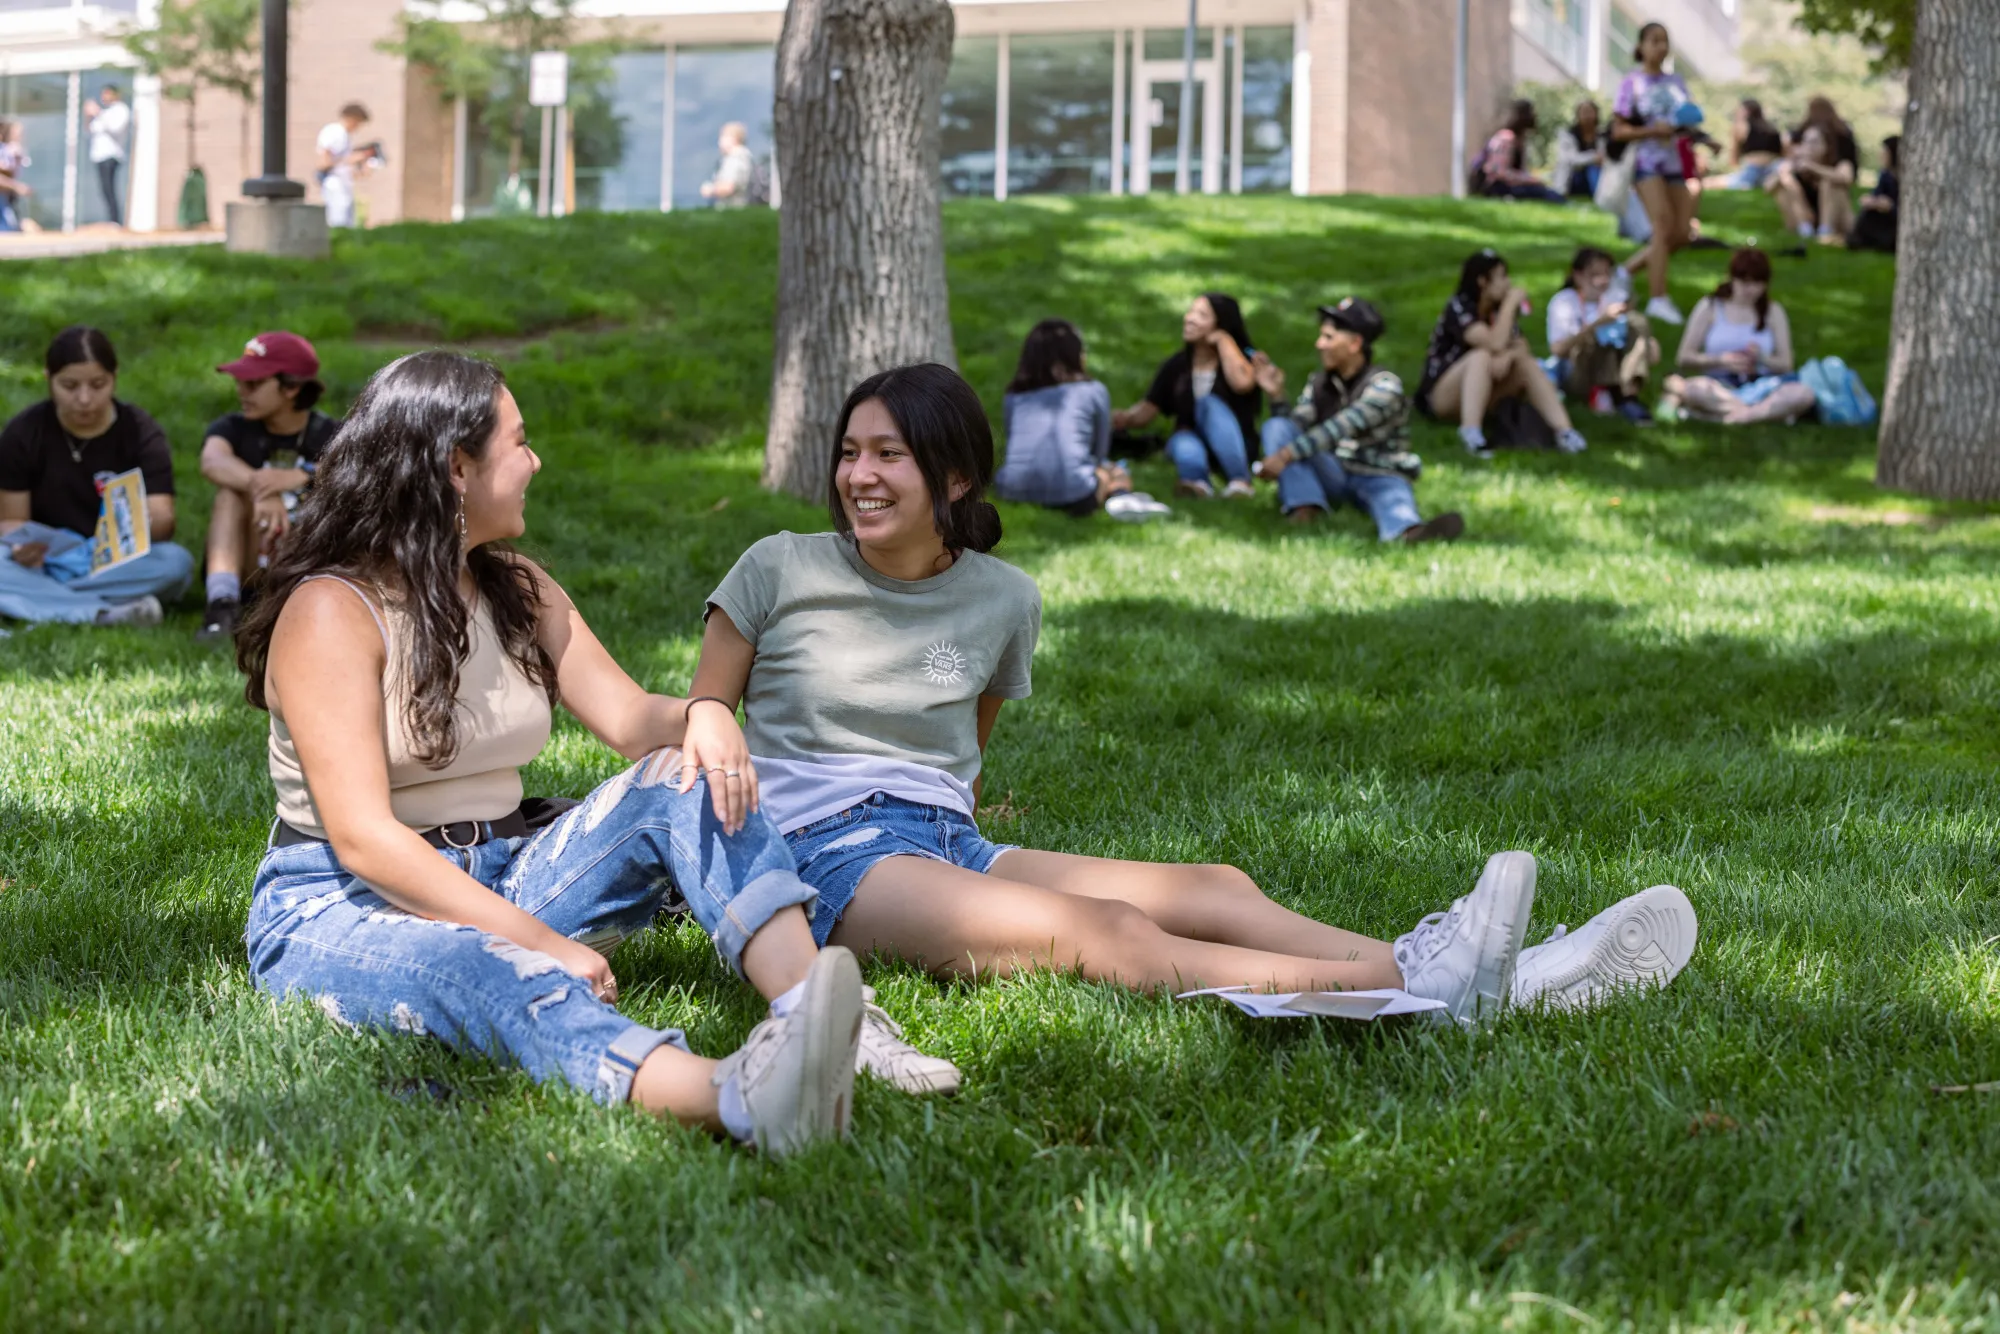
122, 0, 262, 222
383, 0, 626, 210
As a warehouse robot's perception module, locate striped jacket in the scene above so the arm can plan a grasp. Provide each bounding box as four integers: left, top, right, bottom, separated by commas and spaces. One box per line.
1282, 364, 1422, 480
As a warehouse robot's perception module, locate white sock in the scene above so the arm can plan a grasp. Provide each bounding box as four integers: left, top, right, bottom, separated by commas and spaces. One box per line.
1796, 222, 1814, 239
768, 978, 807, 1018
205, 572, 240, 605
716, 1074, 755, 1142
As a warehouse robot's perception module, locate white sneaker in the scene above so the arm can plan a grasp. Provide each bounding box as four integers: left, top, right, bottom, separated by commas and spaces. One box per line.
1644, 295, 1685, 326
96, 595, 163, 627
712, 946, 862, 1157
1394, 852, 1536, 1025
1513, 884, 1697, 1011
1222, 478, 1257, 499
1555, 427, 1588, 454
856, 987, 961, 1095
1104, 491, 1172, 522
1459, 425, 1493, 459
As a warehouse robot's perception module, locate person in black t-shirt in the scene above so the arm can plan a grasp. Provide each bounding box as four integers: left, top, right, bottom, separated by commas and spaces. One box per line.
196, 331, 340, 642
1848, 134, 1899, 253
1111, 293, 1264, 499
1418, 249, 1587, 458
0, 326, 192, 626
1767, 99, 1857, 243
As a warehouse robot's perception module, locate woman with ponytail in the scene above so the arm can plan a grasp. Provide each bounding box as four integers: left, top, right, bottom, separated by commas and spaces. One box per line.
688, 364, 1699, 1020
234, 351, 967, 1161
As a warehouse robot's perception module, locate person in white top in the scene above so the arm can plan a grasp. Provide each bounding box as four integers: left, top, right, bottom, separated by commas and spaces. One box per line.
1659, 247, 1818, 424
1544, 246, 1661, 423
83, 85, 130, 227
315, 103, 374, 229
700, 122, 757, 209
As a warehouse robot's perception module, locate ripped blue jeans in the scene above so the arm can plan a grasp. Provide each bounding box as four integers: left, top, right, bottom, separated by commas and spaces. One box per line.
244, 755, 819, 1104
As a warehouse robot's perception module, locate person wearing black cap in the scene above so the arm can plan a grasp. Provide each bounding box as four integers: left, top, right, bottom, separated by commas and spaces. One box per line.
1251, 298, 1463, 543
195, 332, 341, 642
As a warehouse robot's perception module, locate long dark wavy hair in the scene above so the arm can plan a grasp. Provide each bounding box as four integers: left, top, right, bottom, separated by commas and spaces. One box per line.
237, 351, 558, 768
827, 363, 1002, 556
1456, 248, 1509, 313
1191, 292, 1253, 355
1007, 319, 1087, 394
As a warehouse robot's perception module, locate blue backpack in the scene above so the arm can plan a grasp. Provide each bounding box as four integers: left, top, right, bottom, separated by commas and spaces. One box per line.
1798, 356, 1878, 426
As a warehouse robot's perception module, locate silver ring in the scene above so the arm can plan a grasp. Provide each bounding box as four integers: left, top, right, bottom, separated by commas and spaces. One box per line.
725, 770, 742, 779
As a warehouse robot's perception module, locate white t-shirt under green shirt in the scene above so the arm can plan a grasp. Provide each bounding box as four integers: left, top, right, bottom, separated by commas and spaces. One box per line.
706, 531, 1042, 833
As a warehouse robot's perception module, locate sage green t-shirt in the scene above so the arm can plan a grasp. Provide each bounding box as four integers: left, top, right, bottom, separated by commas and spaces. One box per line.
706, 531, 1042, 830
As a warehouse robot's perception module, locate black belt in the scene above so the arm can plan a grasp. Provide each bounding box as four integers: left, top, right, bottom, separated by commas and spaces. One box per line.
272, 807, 532, 851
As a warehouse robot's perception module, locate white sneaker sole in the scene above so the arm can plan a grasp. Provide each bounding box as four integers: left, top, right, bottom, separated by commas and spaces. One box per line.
786, 947, 863, 1152
1464, 851, 1536, 1023
1525, 884, 1697, 1011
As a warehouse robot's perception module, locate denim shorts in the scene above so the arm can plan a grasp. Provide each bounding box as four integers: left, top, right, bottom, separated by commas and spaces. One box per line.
786, 793, 1016, 945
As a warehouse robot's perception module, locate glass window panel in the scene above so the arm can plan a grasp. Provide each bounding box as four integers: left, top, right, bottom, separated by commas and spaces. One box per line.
1005, 33, 1114, 196
1144, 76, 1199, 193
671, 45, 775, 209
1239, 27, 1292, 193
576, 49, 664, 212
0, 73, 72, 231
1143, 27, 1215, 61
940, 35, 996, 198
77, 68, 132, 227
464, 83, 545, 219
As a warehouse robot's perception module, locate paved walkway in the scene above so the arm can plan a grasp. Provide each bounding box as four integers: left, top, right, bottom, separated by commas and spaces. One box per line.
0, 227, 225, 260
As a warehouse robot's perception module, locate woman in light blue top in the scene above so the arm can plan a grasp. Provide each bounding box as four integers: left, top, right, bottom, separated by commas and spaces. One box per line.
993, 319, 1167, 520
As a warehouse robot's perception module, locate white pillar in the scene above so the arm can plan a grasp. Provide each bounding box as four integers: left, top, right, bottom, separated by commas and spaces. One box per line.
451, 97, 468, 222
994, 33, 1010, 201
62, 70, 80, 231
1110, 27, 1126, 195
1585, 0, 1610, 91
130, 73, 161, 232
1290, 4, 1310, 196
660, 46, 676, 212
1228, 26, 1244, 194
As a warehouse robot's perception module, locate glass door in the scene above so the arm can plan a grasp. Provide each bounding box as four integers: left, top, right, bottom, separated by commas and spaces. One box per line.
1131, 58, 1220, 195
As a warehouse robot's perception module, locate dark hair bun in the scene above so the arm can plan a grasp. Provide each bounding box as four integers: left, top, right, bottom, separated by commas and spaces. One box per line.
956, 499, 1003, 554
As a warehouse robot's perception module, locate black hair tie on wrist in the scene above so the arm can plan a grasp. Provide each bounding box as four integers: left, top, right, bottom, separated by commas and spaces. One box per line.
684, 695, 734, 723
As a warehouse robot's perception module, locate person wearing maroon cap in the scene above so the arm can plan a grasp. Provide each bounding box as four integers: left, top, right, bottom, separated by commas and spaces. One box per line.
195, 332, 341, 643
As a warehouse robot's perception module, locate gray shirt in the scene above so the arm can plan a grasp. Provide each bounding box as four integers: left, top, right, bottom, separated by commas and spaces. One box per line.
993, 380, 1112, 507
707, 531, 1042, 831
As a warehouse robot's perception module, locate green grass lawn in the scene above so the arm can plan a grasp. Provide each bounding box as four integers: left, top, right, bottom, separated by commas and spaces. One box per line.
5, 192, 2000, 1331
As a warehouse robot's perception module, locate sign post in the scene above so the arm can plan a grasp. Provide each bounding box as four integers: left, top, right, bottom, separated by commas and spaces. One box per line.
530, 51, 570, 220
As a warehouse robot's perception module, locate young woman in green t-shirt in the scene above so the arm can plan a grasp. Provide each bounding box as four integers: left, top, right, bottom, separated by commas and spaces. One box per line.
686, 364, 1698, 1027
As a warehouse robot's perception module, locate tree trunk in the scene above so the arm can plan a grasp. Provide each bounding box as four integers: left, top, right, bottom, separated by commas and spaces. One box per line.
1876, 0, 2000, 498
765, 0, 957, 500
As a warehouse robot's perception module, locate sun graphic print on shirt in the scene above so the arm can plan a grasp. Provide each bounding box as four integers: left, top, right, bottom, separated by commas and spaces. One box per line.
919, 640, 969, 686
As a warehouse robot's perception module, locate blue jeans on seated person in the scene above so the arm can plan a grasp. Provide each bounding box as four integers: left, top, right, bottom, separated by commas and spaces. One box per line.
1165, 392, 1253, 486
244, 758, 819, 1105
0, 539, 194, 624
1260, 417, 1421, 541
786, 793, 1016, 946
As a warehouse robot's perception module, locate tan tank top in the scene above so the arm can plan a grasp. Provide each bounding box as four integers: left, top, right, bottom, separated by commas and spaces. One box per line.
269, 575, 553, 839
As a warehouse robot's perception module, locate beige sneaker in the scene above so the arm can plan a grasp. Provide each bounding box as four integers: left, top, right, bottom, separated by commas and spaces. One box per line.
711, 946, 862, 1157
857, 987, 961, 1095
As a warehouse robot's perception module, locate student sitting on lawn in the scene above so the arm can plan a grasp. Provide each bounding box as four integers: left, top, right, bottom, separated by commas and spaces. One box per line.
1544, 247, 1660, 425
1847, 134, 1899, 253
1112, 293, 1263, 499
992, 318, 1169, 521
1418, 249, 1588, 458
235, 351, 964, 1161
196, 332, 343, 643
1658, 247, 1817, 425
1474, 100, 1566, 203
1249, 297, 1463, 543
1767, 119, 1856, 245
686, 362, 1697, 1023
0, 326, 193, 626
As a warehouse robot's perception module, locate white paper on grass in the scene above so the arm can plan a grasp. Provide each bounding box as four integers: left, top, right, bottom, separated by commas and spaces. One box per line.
1178, 985, 1447, 1021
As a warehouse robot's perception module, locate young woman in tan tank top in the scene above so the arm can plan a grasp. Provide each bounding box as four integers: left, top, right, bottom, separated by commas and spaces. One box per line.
235, 352, 954, 1158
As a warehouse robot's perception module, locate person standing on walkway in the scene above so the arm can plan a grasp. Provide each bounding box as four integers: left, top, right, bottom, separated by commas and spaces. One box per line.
315, 103, 373, 229
0, 327, 193, 626
83, 85, 130, 227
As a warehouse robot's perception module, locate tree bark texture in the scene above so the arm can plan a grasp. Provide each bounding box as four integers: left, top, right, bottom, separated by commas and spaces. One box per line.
766, 0, 957, 500
1876, 0, 2000, 499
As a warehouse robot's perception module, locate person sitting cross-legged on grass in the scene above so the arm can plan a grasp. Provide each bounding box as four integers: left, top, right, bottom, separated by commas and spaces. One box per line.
1419, 249, 1588, 459
0, 326, 193, 627
1544, 246, 1662, 425
1112, 293, 1264, 500
1248, 296, 1463, 543
1657, 247, 1817, 425
234, 352, 965, 1160
686, 362, 1697, 1021
992, 318, 1169, 522
196, 332, 342, 644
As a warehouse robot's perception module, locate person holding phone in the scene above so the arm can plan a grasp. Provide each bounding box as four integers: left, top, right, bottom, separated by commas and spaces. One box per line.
0, 327, 192, 626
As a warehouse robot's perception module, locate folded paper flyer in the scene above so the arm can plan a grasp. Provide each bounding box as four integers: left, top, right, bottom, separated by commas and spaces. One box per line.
1178, 985, 1447, 1021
